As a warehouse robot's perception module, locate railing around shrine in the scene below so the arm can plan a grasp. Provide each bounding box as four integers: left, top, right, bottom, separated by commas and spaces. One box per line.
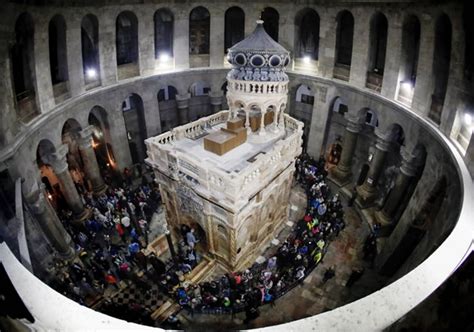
227, 78, 288, 96
145, 111, 304, 211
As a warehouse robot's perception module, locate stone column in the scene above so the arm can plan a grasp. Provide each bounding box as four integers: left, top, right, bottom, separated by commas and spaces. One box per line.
98, 9, 118, 85
245, 108, 251, 133
66, 12, 85, 97
210, 9, 225, 67
349, 8, 371, 88
375, 149, 418, 232
330, 115, 362, 186
49, 144, 89, 220
174, 10, 190, 69
176, 93, 190, 125
317, 9, 337, 79
78, 126, 107, 195
381, 13, 402, 99
278, 105, 285, 129
142, 90, 161, 137
356, 131, 393, 207
259, 109, 267, 135
210, 91, 223, 113
24, 186, 74, 259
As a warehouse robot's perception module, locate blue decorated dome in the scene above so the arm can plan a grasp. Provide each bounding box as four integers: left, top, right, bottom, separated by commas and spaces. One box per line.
227, 20, 290, 82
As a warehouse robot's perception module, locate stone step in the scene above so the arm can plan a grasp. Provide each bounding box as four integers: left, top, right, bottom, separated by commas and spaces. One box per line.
151, 300, 181, 323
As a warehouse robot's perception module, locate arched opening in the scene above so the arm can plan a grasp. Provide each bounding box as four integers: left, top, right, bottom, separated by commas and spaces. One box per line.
11, 12, 38, 122
88, 106, 117, 178
189, 81, 211, 120
49, 14, 69, 99
463, 2, 474, 81
397, 15, 420, 105
322, 97, 348, 161
366, 12, 388, 92
158, 85, 178, 132
292, 84, 314, 150
61, 119, 86, 193
261, 7, 279, 42
122, 94, 147, 164
189, 6, 210, 68
216, 224, 229, 261
295, 8, 320, 64
36, 139, 62, 209
154, 8, 174, 61
429, 14, 452, 125
224, 7, 245, 53
334, 10, 354, 81
116, 11, 139, 79
451, 100, 474, 155
81, 14, 100, 88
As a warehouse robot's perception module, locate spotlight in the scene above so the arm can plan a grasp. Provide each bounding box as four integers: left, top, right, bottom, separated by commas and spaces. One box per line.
47, 194, 52, 200
159, 53, 170, 62
401, 80, 413, 91
464, 113, 472, 126
303, 56, 311, 64
86, 68, 97, 79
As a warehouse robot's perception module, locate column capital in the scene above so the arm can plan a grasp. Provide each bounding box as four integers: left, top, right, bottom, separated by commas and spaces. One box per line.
345, 114, 363, 133
23, 184, 47, 215
78, 125, 95, 149
399, 147, 419, 177
48, 144, 70, 174
176, 93, 191, 109
374, 129, 394, 152
210, 91, 224, 106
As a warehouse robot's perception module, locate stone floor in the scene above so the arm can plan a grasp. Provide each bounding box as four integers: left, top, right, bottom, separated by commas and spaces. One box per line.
175, 184, 389, 331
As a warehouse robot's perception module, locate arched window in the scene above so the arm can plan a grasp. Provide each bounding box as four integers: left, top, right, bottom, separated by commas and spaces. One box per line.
122, 94, 147, 164
463, 3, 474, 81
397, 15, 420, 104
224, 7, 245, 52
158, 85, 178, 102
296, 85, 314, 105
429, 14, 452, 125
295, 9, 320, 60
189, 7, 210, 55
49, 15, 68, 86
368, 13, 388, 75
261, 7, 279, 41
334, 10, 354, 81
189, 81, 211, 97
116, 11, 138, 66
81, 14, 100, 85
11, 13, 38, 120
154, 9, 174, 60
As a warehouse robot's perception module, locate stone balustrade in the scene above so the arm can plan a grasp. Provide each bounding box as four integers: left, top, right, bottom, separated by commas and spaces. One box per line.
227, 78, 288, 96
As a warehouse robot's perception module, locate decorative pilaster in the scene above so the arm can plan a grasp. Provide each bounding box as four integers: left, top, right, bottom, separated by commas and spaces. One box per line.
78, 126, 107, 195
48, 144, 89, 220
176, 93, 190, 125
66, 12, 85, 97
174, 10, 190, 69
356, 130, 393, 207
330, 114, 362, 186
381, 13, 402, 99
24, 186, 74, 259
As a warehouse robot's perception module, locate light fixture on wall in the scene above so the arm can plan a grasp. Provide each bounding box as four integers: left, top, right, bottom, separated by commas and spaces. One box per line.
464, 112, 472, 126
159, 53, 170, 63
86, 68, 97, 79
303, 56, 311, 64
400, 80, 413, 91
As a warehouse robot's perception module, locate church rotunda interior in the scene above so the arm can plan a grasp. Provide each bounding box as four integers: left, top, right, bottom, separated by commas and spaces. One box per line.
0, 0, 473, 331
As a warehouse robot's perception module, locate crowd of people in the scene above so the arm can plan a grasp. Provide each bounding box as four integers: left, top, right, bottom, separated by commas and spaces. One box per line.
168, 154, 346, 323
45, 154, 347, 326
47, 175, 169, 320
